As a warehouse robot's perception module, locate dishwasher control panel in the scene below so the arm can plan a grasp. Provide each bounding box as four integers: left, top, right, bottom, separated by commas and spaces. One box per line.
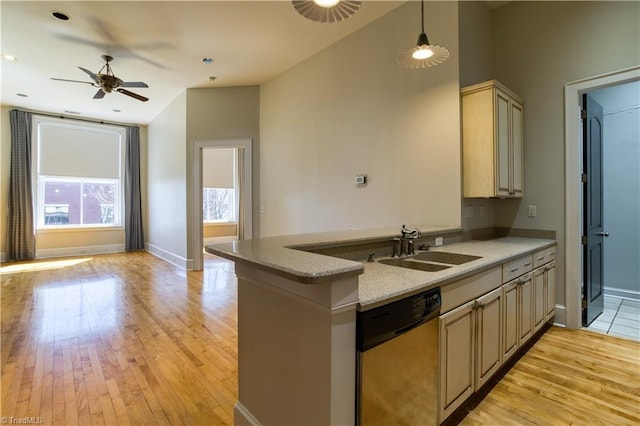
357, 287, 441, 352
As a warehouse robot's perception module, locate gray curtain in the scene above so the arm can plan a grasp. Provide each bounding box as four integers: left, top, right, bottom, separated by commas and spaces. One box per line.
7, 110, 35, 260
125, 126, 145, 251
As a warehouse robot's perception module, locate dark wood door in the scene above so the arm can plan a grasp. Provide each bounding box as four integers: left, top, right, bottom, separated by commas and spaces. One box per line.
582, 93, 606, 326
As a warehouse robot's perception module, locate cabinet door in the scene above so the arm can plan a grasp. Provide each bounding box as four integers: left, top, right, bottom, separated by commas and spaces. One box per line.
518, 272, 534, 346
533, 267, 546, 332
495, 90, 511, 197
440, 301, 475, 421
502, 280, 519, 361
475, 287, 502, 390
510, 99, 524, 197
545, 261, 557, 321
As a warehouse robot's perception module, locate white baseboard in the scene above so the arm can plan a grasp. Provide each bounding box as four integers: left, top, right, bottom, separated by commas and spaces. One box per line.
36, 244, 124, 259
234, 402, 261, 426
145, 243, 192, 270
604, 287, 640, 301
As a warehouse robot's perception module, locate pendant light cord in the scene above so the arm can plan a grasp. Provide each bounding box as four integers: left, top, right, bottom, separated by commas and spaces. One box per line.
421, 0, 425, 34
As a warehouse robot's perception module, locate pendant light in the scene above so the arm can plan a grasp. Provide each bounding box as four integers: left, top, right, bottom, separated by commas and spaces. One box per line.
397, 0, 449, 69
292, 0, 361, 23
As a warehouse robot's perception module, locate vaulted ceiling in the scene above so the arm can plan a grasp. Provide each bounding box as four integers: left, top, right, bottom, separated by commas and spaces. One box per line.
1, 1, 405, 124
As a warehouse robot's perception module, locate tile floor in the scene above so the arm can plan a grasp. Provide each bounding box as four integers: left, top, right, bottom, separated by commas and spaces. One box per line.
587, 295, 640, 341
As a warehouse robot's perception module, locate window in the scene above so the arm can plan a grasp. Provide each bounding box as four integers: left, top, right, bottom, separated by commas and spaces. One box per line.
202, 148, 239, 224
34, 117, 125, 229
203, 187, 236, 222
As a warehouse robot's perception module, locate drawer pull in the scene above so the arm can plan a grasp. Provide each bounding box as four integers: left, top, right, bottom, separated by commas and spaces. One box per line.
537, 256, 545, 261
509, 267, 519, 273
548, 251, 555, 256
522, 261, 532, 267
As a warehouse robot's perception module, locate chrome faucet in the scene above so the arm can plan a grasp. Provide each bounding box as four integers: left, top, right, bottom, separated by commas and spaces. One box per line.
392, 225, 422, 257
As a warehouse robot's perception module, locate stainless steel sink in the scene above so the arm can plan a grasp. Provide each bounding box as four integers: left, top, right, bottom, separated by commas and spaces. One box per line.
377, 258, 451, 272
413, 251, 481, 265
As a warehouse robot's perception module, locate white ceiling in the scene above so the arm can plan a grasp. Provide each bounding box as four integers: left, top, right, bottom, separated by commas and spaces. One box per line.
1, 1, 406, 125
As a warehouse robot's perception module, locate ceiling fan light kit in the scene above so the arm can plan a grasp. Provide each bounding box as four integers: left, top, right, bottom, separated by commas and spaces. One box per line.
397, 0, 449, 69
51, 54, 150, 102
292, 0, 361, 23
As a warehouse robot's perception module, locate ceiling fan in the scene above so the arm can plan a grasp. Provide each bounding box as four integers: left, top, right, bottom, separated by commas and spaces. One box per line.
51, 55, 149, 102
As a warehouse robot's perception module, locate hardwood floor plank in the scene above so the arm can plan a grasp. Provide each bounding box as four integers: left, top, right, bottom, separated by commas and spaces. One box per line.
461, 327, 640, 425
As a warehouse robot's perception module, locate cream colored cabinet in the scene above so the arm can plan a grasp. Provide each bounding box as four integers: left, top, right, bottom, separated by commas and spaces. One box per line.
533, 246, 557, 330
474, 287, 503, 390
440, 301, 474, 421
462, 80, 524, 198
502, 270, 534, 362
501, 279, 519, 361
439, 287, 502, 421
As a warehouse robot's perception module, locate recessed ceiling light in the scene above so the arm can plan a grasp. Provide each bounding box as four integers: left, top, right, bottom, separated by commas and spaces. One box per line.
52, 11, 70, 21
202, 57, 214, 64
2, 54, 17, 61
17, 93, 27, 97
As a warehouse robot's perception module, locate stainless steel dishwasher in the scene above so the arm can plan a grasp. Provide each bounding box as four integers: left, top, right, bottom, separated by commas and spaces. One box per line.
357, 287, 441, 425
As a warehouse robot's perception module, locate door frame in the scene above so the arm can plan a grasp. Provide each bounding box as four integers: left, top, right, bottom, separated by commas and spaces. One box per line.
191, 138, 252, 271
564, 66, 639, 329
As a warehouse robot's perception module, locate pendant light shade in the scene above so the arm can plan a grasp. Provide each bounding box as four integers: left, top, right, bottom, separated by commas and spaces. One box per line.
292, 0, 361, 23
397, 0, 449, 69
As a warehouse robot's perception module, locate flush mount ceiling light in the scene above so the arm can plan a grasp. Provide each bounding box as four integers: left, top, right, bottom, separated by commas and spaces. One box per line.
397, 0, 449, 69
292, 0, 361, 23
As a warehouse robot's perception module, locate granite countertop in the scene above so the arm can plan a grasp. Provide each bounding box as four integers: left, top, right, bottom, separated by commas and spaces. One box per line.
204, 225, 459, 284
205, 227, 555, 311
358, 237, 556, 311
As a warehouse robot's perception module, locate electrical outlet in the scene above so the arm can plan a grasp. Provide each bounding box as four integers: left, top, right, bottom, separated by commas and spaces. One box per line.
528, 205, 537, 218
435, 237, 444, 247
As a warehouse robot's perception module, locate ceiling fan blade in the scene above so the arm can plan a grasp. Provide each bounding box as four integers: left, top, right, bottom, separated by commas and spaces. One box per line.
93, 89, 106, 99
78, 66, 99, 82
51, 77, 94, 85
120, 81, 148, 88
117, 88, 149, 102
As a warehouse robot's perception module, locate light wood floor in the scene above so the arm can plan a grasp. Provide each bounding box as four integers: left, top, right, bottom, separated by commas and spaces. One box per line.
461, 327, 640, 425
2, 252, 237, 425
2, 252, 639, 425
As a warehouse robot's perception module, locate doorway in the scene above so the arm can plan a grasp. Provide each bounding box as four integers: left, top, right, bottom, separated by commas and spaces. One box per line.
564, 66, 640, 333
191, 138, 252, 271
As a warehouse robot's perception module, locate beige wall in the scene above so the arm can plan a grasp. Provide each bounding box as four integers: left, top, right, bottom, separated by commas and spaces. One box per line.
203, 223, 237, 239
147, 92, 188, 263
185, 86, 260, 264
259, 1, 461, 237
491, 1, 640, 306
1, 106, 149, 259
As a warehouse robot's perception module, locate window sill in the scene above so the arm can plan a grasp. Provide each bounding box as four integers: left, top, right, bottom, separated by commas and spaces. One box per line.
37, 226, 125, 234
203, 222, 238, 227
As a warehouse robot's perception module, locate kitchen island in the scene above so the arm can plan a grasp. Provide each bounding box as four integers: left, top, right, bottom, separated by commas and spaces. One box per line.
205, 226, 556, 425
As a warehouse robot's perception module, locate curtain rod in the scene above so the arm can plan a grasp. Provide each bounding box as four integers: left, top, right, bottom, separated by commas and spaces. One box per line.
11, 108, 141, 128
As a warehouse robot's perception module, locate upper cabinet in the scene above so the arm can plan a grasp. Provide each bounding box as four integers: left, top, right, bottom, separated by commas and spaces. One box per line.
462, 80, 524, 198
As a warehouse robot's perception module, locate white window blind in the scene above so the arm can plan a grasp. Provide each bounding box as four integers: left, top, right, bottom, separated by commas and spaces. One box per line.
202, 148, 235, 189
38, 123, 122, 178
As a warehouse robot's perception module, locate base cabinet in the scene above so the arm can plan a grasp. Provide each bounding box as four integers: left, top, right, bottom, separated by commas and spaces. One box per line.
440, 287, 502, 421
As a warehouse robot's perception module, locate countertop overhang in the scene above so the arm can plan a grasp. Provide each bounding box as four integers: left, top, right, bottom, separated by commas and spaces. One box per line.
204, 226, 555, 311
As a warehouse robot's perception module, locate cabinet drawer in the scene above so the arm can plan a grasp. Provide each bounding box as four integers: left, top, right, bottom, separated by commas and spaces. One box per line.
502, 255, 533, 283
533, 246, 557, 269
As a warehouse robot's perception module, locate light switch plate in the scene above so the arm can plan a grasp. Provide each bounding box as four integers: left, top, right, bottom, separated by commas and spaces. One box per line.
528, 205, 537, 217
435, 237, 444, 247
